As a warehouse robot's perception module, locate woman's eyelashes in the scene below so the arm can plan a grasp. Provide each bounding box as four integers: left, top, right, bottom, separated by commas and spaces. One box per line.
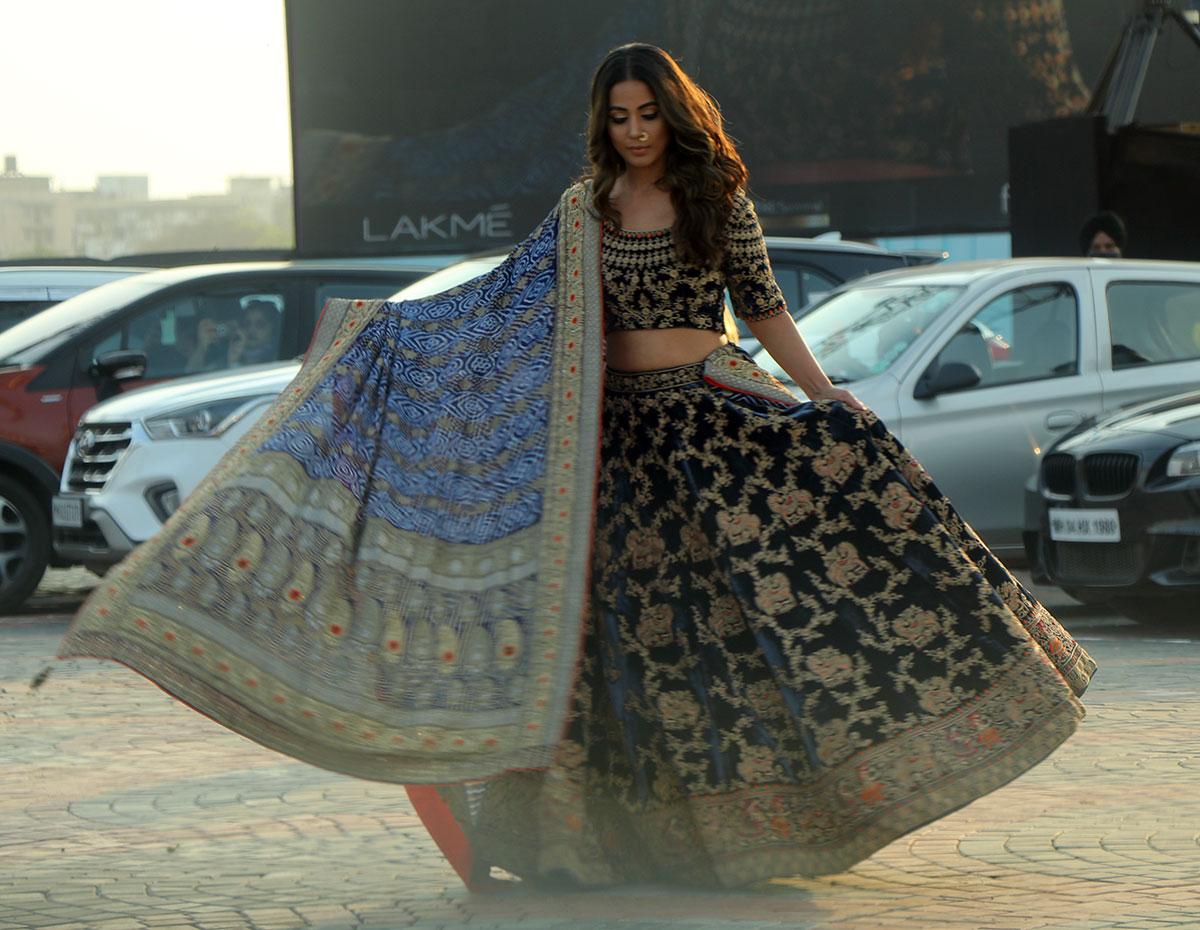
609, 111, 659, 125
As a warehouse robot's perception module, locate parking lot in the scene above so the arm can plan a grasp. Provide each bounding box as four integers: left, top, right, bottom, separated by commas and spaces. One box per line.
2, 569, 1198, 930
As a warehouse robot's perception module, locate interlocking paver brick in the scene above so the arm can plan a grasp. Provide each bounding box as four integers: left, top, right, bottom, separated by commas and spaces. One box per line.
5, 574, 1200, 928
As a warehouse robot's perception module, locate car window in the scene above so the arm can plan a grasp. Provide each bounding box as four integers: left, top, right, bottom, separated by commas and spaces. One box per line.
86, 283, 293, 379
0, 300, 56, 333
1108, 281, 1200, 369
933, 283, 1078, 390
753, 283, 965, 384
0, 276, 161, 367
773, 266, 839, 317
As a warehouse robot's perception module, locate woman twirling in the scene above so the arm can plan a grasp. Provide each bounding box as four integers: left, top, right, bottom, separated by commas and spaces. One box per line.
60, 43, 1095, 889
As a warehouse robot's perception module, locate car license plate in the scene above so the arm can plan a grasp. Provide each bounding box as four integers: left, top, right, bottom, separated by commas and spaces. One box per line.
1048, 508, 1120, 543
52, 496, 84, 529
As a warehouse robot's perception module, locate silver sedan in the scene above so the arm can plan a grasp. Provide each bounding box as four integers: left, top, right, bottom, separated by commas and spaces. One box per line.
754, 257, 1200, 562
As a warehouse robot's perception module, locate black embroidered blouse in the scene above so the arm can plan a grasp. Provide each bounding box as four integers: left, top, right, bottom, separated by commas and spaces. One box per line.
602, 191, 787, 333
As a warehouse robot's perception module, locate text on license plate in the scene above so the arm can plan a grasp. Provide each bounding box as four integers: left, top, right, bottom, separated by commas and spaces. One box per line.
52, 497, 83, 529
1048, 508, 1120, 543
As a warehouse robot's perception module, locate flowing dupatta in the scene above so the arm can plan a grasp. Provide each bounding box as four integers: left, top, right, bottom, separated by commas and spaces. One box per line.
58, 184, 604, 798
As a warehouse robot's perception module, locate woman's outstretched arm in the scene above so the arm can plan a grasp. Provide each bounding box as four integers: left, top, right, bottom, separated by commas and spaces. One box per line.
748, 311, 866, 410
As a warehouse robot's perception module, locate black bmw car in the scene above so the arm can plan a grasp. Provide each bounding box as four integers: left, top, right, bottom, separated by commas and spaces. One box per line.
1026, 389, 1200, 623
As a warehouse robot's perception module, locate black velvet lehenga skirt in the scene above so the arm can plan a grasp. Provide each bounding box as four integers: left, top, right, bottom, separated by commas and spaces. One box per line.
431, 345, 1095, 888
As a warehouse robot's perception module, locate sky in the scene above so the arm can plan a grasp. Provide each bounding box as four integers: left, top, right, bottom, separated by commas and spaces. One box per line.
2, 0, 292, 199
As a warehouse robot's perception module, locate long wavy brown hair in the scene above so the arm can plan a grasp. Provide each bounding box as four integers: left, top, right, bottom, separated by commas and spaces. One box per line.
585, 43, 748, 267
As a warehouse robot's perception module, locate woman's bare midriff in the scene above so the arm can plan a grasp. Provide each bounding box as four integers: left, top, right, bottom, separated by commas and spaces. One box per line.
605, 327, 729, 372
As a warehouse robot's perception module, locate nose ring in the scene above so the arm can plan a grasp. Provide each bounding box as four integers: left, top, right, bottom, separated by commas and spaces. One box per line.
636, 132, 648, 143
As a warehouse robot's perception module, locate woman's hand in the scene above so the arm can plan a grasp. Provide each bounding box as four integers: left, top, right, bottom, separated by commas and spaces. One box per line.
810, 384, 868, 411
196, 318, 218, 350
226, 323, 246, 365
746, 313, 869, 413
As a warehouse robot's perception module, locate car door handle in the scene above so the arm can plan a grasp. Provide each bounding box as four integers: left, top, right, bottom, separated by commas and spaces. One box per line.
1045, 410, 1082, 430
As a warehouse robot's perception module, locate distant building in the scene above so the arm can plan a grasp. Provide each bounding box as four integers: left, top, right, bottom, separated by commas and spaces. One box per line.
0, 156, 293, 260
96, 176, 150, 201
227, 176, 292, 227
0, 158, 73, 257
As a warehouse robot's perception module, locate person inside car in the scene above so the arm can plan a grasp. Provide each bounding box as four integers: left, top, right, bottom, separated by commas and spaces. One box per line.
226, 300, 280, 367
179, 313, 231, 374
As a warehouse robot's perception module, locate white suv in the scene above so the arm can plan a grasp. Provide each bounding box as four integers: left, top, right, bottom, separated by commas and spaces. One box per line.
53, 359, 300, 570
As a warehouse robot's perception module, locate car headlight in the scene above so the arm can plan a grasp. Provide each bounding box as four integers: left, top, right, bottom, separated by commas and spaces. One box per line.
143, 395, 275, 440
1166, 441, 1200, 478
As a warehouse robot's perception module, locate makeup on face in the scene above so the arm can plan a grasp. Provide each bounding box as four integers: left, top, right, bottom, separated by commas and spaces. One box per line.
607, 79, 668, 168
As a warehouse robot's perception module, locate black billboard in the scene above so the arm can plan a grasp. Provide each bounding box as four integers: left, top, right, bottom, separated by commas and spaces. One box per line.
286, 0, 1200, 255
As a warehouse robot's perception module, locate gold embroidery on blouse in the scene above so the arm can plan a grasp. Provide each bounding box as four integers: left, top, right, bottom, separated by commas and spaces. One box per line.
602, 192, 788, 332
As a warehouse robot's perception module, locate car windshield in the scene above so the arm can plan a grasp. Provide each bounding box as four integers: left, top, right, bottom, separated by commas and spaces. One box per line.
752, 283, 965, 384
0, 276, 162, 366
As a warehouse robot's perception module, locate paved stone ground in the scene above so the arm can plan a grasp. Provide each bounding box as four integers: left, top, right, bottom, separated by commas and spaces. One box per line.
2, 570, 1199, 929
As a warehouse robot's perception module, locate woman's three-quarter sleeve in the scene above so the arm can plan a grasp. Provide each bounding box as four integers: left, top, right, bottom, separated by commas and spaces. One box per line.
723, 193, 788, 323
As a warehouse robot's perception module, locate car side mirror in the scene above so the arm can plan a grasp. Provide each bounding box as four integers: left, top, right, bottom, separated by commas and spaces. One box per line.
90, 349, 147, 383
913, 361, 981, 400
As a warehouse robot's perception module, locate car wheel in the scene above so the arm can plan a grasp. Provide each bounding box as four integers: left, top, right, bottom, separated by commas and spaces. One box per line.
1061, 585, 1113, 605
0, 475, 49, 613
1111, 596, 1194, 627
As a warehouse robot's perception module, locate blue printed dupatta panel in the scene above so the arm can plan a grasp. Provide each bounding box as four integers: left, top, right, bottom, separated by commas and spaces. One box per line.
59, 184, 604, 783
